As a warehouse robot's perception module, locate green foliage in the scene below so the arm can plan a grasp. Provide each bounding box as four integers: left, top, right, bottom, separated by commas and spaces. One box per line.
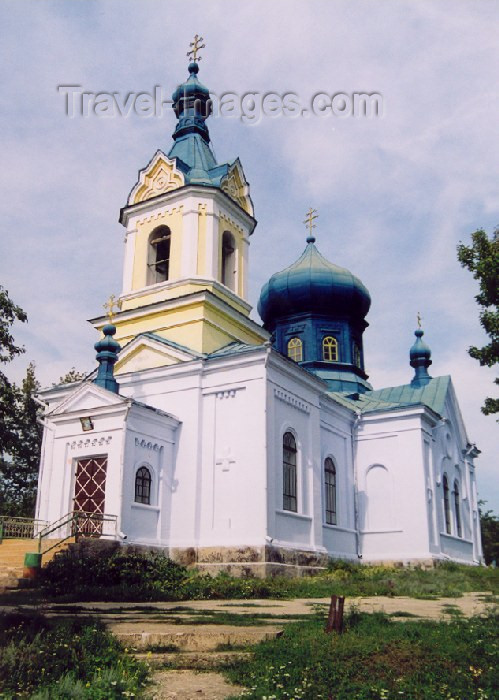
0, 362, 43, 517
479, 501, 499, 565
39, 549, 499, 602
0, 287, 43, 517
225, 611, 499, 699
0, 612, 148, 698
56, 367, 87, 385
0, 286, 27, 482
41, 548, 190, 598
457, 227, 499, 414
0, 285, 27, 366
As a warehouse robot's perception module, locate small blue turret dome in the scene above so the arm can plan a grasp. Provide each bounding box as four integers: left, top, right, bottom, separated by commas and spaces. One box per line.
410, 327, 432, 388
171, 62, 212, 144
258, 240, 371, 327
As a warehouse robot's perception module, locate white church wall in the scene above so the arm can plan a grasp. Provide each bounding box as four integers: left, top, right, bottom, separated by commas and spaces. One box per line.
266, 356, 324, 552
431, 391, 481, 563
319, 397, 358, 559
198, 363, 268, 547
117, 348, 269, 550
119, 405, 178, 546
118, 361, 204, 548
357, 409, 433, 562
37, 406, 126, 536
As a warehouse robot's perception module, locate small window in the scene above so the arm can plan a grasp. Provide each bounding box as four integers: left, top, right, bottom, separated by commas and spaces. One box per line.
287, 337, 303, 362
323, 336, 338, 362
283, 432, 297, 512
353, 342, 361, 368
147, 226, 171, 285
324, 457, 337, 525
454, 480, 462, 538
221, 231, 236, 291
135, 466, 152, 505
443, 474, 451, 534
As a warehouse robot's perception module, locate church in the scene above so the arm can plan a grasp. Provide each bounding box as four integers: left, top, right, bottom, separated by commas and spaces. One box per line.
34, 43, 484, 575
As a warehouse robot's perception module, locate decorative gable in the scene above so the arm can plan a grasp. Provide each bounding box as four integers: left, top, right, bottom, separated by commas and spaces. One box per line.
114, 334, 200, 375
49, 382, 125, 416
220, 159, 254, 216
128, 150, 185, 205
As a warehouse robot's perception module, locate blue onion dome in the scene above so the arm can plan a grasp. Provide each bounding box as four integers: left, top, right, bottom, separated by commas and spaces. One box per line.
258, 240, 371, 328
410, 327, 432, 388
94, 323, 120, 355
410, 329, 432, 369
172, 62, 212, 143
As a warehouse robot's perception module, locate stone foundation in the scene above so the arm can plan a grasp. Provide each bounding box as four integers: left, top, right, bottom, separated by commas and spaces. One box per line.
168, 544, 329, 577
65, 540, 328, 577
54, 540, 447, 576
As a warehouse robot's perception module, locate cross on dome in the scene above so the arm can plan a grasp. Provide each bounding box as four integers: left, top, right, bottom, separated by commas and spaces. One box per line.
103, 294, 120, 323
304, 207, 318, 243
187, 34, 205, 63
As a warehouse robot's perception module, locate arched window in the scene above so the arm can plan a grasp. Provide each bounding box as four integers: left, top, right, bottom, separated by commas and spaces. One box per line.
287, 337, 303, 362
323, 336, 339, 362
324, 457, 337, 525
443, 474, 451, 534
135, 466, 152, 505
221, 231, 236, 291
283, 432, 297, 512
454, 480, 462, 537
147, 226, 171, 285
353, 342, 361, 368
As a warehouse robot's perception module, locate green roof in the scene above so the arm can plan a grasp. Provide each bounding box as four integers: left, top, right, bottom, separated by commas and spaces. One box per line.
329, 376, 451, 417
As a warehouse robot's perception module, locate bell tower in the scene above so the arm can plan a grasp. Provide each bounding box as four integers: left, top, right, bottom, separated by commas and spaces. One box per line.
91, 39, 268, 360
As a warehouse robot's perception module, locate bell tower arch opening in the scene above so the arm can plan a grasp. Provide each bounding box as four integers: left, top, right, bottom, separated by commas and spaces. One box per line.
147, 225, 171, 286
221, 230, 237, 291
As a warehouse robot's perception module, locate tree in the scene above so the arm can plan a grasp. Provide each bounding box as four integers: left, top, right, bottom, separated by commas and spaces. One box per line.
478, 501, 499, 565
57, 367, 86, 385
457, 228, 499, 414
0, 286, 27, 461
0, 288, 42, 517
1, 363, 43, 516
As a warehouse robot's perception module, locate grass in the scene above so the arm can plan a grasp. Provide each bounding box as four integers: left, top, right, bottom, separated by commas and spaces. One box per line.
224, 610, 499, 699
32, 550, 499, 603
0, 612, 149, 699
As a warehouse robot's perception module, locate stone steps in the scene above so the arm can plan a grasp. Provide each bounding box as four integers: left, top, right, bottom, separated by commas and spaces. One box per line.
136, 650, 252, 670
0, 538, 74, 593
111, 623, 281, 652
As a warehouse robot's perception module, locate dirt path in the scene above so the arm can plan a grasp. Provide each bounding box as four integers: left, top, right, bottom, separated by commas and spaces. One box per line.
145, 669, 244, 699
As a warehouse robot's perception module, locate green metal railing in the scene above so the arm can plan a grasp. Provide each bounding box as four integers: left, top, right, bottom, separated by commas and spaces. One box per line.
37, 511, 118, 555
0, 512, 117, 554
0, 516, 48, 543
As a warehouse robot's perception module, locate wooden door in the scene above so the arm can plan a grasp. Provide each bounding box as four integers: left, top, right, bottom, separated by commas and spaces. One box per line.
73, 456, 107, 537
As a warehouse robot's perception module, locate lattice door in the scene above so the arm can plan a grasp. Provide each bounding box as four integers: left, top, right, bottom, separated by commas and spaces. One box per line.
73, 456, 107, 537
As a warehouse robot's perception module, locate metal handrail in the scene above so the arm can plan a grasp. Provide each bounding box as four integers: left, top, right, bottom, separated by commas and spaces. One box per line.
0, 516, 48, 541
38, 511, 118, 555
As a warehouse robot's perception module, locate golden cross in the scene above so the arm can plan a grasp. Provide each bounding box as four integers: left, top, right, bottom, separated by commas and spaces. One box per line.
103, 294, 120, 323
304, 207, 318, 234
187, 34, 205, 63
417, 311, 422, 329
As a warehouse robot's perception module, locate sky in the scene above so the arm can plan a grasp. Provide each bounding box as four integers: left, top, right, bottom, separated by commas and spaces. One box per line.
0, 0, 497, 511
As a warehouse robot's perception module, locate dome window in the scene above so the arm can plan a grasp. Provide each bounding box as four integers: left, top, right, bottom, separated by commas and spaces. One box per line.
353, 342, 362, 368
323, 336, 338, 362
287, 337, 303, 362
147, 226, 171, 285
